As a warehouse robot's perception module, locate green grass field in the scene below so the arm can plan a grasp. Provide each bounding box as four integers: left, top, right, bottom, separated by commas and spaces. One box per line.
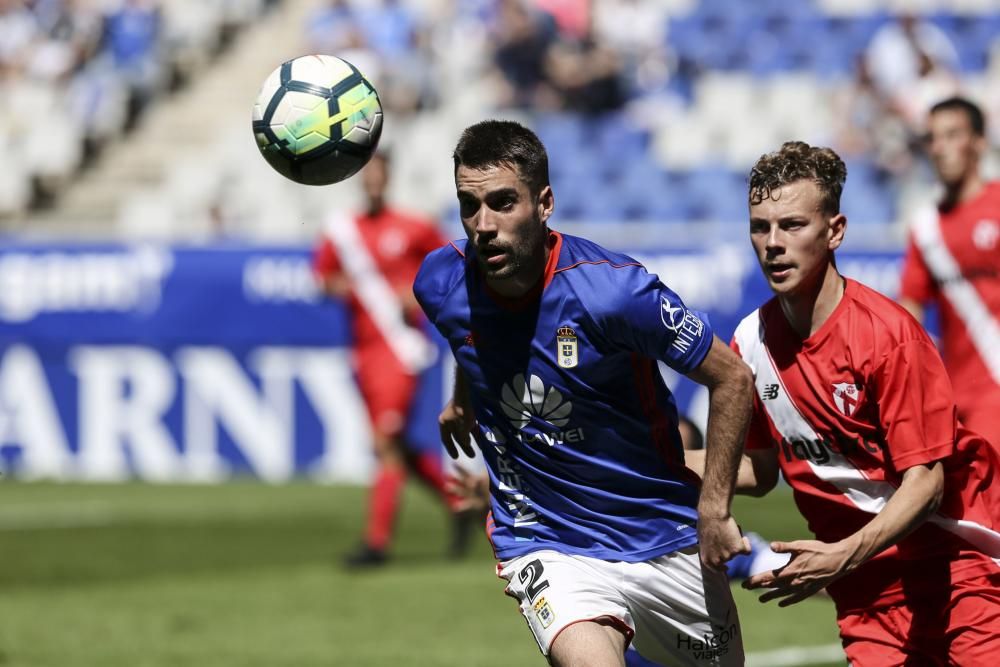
0, 482, 843, 666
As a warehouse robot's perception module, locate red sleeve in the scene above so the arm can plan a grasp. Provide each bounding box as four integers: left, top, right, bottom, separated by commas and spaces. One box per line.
873, 338, 957, 471
730, 338, 774, 451
898, 234, 936, 303
312, 236, 341, 279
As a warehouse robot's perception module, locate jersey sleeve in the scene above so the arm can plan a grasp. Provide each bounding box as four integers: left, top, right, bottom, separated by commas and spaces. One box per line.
413, 242, 463, 325
873, 338, 957, 471
600, 268, 714, 374
898, 234, 937, 303
312, 236, 341, 279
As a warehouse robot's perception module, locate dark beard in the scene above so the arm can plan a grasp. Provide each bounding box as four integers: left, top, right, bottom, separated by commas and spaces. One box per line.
479, 215, 547, 281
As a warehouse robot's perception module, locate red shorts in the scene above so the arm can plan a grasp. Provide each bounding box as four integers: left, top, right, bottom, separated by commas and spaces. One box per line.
355, 348, 417, 438
838, 572, 1000, 666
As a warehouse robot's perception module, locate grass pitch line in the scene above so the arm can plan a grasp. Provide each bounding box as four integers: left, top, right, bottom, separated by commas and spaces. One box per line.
746, 642, 844, 666
0, 500, 114, 530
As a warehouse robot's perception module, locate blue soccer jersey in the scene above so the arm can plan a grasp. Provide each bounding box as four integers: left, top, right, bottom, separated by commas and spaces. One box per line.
414, 232, 714, 562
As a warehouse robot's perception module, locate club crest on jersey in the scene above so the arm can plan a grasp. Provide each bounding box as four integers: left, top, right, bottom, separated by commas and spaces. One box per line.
556, 326, 578, 368
832, 382, 861, 416
533, 597, 555, 628
973, 219, 1000, 250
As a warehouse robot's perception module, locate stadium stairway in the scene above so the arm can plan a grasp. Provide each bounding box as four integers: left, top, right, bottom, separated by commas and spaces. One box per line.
24, 0, 314, 239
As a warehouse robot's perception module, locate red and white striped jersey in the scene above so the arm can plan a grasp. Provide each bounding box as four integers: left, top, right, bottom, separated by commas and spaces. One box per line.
734, 279, 1000, 613
899, 183, 1000, 410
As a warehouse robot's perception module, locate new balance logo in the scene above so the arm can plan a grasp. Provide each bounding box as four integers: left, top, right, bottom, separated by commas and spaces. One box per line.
761, 384, 779, 400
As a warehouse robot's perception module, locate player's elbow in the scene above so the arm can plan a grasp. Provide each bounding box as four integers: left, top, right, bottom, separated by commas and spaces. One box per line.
904, 461, 945, 518
924, 466, 945, 516
740, 451, 779, 497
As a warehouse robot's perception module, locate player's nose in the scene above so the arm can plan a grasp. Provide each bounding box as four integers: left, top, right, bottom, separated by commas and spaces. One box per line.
473, 208, 499, 234
765, 226, 783, 250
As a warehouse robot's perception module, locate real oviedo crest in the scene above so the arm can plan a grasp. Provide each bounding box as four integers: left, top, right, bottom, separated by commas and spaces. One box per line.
556, 326, 578, 369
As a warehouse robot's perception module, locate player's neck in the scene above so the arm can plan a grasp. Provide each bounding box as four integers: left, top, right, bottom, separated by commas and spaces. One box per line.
778, 264, 845, 339
941, 172, 983, 210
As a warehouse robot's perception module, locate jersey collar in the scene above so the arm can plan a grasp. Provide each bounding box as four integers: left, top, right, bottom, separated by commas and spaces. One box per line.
477, 231, 563, 311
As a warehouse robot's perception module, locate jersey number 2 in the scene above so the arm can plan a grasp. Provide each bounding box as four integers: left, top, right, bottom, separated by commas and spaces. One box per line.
518, 559, 550, 604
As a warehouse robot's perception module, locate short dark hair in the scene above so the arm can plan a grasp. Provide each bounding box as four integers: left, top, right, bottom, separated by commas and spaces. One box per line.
453, 120, 550, 196
749, 141, 847, 216
930, 96, 985, 137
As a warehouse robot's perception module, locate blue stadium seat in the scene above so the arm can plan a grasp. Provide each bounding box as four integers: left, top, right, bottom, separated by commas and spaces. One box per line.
533, 114, 585, 161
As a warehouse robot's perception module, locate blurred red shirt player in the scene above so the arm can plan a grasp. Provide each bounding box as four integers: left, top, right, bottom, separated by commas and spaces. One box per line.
313, 153, 461, 567
899, 96, 1000, 450
708, 141, 1000, 666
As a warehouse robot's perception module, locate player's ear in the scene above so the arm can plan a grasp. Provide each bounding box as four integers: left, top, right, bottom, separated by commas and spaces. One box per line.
537, 185, 554, 224
828, 212, 846, 251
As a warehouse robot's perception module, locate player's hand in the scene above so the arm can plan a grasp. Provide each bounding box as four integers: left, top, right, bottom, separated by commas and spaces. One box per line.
742, 538, 855, 606
445, 466, 490, 512
697, 514, 751, 571
439, 399, 475, 459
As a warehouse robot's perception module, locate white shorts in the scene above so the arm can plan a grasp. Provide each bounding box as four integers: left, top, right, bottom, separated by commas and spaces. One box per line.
497, 547, 743, 666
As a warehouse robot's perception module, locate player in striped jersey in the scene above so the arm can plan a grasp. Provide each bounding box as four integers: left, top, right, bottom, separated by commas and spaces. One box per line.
703, 141, 1000, 665
899, 96, 1000, 450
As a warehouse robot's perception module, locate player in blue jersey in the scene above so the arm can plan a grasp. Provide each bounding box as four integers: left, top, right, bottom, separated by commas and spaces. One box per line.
413, 120, 755, 667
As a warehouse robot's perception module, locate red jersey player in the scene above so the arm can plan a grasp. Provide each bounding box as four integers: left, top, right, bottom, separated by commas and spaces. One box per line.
313, 153, 462, 567
899, 96, 1000, 449
711, 141, 1000, 665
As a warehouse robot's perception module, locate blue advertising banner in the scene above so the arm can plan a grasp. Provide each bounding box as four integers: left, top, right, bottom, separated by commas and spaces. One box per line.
0, 242, 904, 481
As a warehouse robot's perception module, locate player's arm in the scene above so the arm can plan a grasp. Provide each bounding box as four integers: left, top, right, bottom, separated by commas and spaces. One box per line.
684, 447, 779, 497
746, 337, 952, 606
686, 337, 756, 569
313, 238, 351, 299
744, 460, 943, 607
439, 366, 475, 459
897, 234, 932, 325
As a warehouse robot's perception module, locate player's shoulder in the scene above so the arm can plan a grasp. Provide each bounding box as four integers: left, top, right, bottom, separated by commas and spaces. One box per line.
413, 239, 466, 308
552, 233, 649, 287
731, 299, 778, 355
549, 233, 654, 315
844, 279, 929, 346
386, 206, 434, 226
983, 181, 1000, 202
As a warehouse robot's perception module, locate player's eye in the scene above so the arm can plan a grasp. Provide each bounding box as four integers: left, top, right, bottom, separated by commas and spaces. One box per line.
487, 195, 516, 211
458, 199, 480, 218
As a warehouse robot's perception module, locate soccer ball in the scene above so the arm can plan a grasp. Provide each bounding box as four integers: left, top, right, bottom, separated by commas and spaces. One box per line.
251, 54, 383, 186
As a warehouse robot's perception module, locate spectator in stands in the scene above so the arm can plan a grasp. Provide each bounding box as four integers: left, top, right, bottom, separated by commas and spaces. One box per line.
865, 13, 960, 103
99, 0, 164, 129
304, 0, 359, 57
313, 153, 470, 568
835, 55, 913, 177
543, 21, 627, 114
488, 0, 556, 109
591, 0, 670, 97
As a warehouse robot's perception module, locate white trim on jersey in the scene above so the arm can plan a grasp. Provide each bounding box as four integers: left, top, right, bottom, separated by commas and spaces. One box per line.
912, 204, 1000, 385
325, 213, 435, 374
734, 310, 1000, 562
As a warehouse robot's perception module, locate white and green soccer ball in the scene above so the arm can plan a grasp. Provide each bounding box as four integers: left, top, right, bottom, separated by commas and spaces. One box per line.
252, 54, 383, 185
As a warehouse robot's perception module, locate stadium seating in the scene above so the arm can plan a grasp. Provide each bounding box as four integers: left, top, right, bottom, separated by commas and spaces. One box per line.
10, 0, 999, 238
